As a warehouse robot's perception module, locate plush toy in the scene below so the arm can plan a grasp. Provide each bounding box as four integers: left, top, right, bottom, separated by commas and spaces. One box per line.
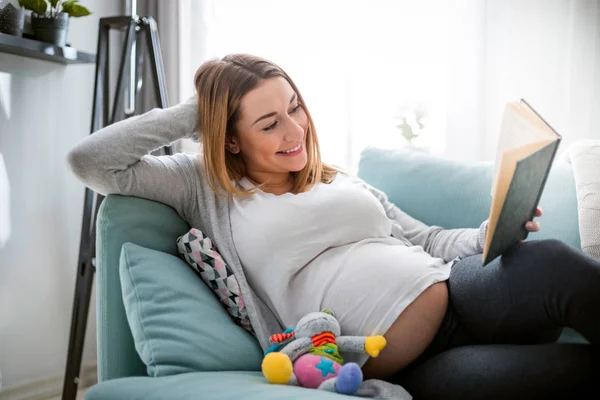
261, 310, 387, 395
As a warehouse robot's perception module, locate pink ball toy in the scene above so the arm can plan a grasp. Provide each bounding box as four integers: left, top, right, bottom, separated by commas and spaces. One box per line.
293, 354, 342, 389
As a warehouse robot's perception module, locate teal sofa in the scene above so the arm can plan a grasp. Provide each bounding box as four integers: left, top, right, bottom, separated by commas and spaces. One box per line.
85, 147, 586, 400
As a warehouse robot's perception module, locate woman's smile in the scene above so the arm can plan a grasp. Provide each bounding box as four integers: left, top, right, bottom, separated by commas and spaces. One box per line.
277, 143, 303, 156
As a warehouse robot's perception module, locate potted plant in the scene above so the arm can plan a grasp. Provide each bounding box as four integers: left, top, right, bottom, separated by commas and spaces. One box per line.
396, 106, 428, 146
0, 2, 25, 36
18, 0, 90, 46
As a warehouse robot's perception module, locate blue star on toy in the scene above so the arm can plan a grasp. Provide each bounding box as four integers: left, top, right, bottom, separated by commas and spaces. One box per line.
315, 357, 336, 377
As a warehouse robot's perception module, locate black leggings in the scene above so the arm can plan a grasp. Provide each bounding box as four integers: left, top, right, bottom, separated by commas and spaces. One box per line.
393, 239, 600, 400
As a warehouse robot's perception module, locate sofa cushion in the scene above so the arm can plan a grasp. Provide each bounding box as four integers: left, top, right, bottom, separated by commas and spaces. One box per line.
86, 371, 358, 400
358, 147, 580, 249
565, 140, 600, 260
119, 242, 263, 377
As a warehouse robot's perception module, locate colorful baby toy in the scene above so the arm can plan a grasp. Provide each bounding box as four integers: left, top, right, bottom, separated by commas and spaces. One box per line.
261, 310, 387, 395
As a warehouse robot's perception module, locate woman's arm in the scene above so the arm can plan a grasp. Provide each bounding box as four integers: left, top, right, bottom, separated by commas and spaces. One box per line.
67, 96, 200, 212
364, 180, 488, 262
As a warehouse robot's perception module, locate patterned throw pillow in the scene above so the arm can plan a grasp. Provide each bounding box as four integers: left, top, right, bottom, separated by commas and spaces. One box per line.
176, 228, 254, 334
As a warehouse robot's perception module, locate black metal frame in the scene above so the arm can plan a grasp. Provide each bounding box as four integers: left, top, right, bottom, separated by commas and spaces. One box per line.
62, 15, 171, 400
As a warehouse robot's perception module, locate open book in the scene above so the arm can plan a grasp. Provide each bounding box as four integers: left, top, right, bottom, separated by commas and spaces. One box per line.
482, 100, 561, 265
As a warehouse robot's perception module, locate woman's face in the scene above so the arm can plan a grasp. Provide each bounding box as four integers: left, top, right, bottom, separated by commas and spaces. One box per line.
231, 77, 308, 184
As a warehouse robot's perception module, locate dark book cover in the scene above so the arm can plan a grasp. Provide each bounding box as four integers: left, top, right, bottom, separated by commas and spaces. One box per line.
483, 139, 561, 265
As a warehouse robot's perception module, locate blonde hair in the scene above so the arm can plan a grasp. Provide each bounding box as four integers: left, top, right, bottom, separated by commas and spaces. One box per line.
193, 54, 338, 196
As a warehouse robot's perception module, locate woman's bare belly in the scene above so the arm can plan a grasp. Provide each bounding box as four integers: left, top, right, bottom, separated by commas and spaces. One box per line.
361, 281, 449, 380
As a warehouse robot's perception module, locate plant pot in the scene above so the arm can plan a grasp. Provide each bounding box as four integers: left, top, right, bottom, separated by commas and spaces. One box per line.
0, 3, 25, 36
31, 12, 69, 47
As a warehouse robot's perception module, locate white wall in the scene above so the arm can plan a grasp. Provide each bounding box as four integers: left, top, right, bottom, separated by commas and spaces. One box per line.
0, 0, 121, 392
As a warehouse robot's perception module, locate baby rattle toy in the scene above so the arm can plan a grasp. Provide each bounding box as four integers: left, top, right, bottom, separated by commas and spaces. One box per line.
261, 310, 387, 395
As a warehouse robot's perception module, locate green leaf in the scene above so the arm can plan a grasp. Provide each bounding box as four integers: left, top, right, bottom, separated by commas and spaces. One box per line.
59, 0, 77, 15
49, 0, 60, 9
398, 122, 416, 143
19, 0, 48, 15
62, 2, 90, 17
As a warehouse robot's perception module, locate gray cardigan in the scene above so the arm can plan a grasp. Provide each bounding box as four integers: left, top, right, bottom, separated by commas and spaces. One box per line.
68, 96, 487, 398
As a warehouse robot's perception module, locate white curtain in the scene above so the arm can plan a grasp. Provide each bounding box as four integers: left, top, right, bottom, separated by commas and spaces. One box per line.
0, 153, 9, 248
482, 0, 600, 161
172, 0, 600, 171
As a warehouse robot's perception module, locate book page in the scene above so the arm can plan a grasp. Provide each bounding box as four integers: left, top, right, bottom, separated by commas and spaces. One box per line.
490, 102, 554, 195
485, 150, 518, 259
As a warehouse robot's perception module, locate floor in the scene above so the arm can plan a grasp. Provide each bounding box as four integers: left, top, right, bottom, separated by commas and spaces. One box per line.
45, 389, 87, 400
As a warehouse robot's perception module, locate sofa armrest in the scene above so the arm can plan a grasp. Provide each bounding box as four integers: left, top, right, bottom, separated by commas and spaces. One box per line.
96, 195, 190, 381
